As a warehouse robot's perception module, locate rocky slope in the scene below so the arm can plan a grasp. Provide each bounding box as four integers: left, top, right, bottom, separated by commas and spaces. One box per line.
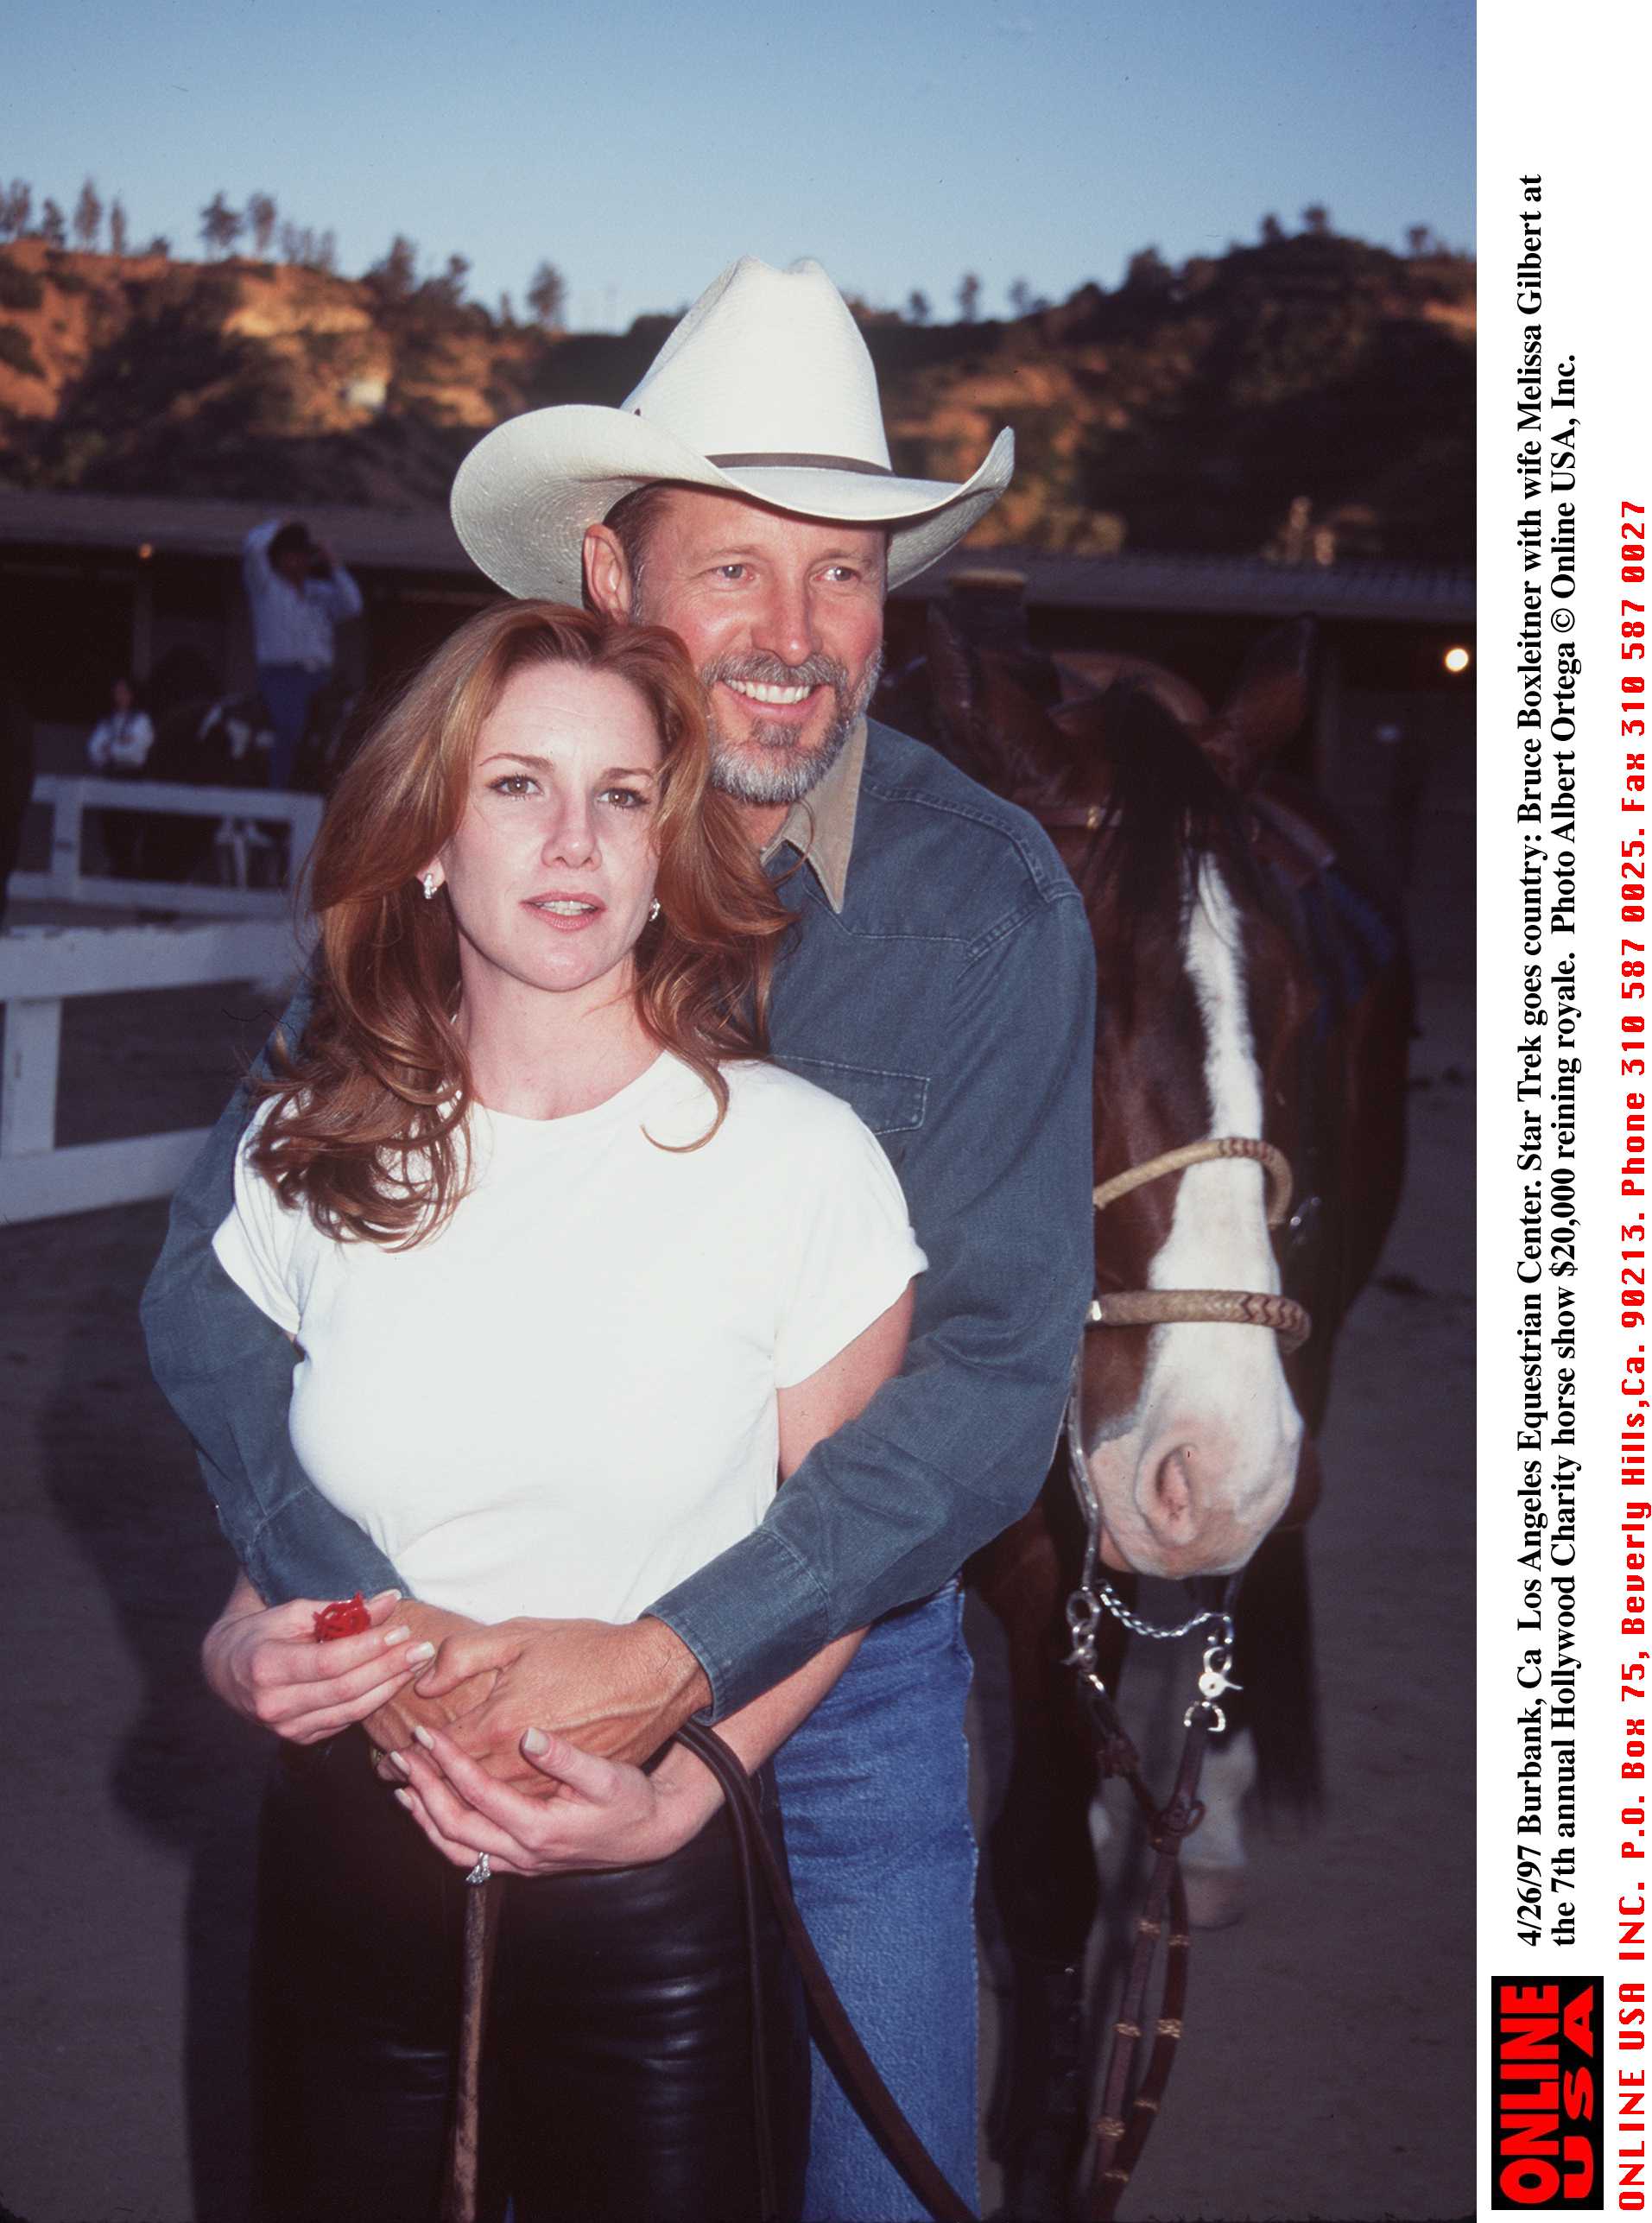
0, 231, 1474, 561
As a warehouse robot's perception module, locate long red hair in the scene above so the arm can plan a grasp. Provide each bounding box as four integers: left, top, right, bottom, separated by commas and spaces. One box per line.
252, 600, 787, 1244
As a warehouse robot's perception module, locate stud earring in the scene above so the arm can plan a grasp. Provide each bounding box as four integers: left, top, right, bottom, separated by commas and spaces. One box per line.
422, 872, 439, 901
649, 898, 661, 922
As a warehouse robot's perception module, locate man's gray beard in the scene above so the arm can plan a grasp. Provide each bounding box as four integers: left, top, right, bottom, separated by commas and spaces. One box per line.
696, 647, 885, 808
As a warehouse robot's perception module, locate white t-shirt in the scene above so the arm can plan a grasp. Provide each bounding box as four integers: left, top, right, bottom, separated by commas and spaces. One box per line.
212, 1054, 925, 1625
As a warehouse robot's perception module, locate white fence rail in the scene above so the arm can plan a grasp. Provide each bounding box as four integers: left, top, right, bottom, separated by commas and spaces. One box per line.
11, 775, 323, 920
0, 918, 307, 1224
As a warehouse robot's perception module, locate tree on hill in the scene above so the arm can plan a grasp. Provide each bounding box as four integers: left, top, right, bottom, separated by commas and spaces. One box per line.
1123, 248, 1173, 294
108, 199, 129, 256
73, 179, 103, 250
956, 271, 981, 322
527, 261, 566, 329
38, 198, 67, 247
200, 192, 244, 256
276, 217, 336, 271
1259, 212, 1285, 244
0, 180, 31, 241
370, 235, 420, 300
424, 253, 471, 307
1406, 224, 1434, 256
1301, 203, 1332, 237
248, 193, 279, 257
905, 288, 930, 325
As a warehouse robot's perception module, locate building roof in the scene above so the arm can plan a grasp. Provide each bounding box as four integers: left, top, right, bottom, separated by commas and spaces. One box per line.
917, 545, 1476, 624
0, 487, 468, 574
0, 486, 1474, 624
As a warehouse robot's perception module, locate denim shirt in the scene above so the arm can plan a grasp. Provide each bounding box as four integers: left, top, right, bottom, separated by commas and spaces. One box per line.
142, 716, 1096, 1718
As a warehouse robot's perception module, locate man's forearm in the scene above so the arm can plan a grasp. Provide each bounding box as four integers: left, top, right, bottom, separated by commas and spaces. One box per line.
141, 984, 409, 1605
648, 1338, 1073, 1715
650, 887, 1097, 1718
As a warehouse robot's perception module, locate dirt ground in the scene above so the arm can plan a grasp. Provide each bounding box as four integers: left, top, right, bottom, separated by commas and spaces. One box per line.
0, 792, 1472, 2223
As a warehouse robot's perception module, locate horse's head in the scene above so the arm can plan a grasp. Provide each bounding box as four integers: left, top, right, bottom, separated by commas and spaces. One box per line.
927, 606, 1319, 1577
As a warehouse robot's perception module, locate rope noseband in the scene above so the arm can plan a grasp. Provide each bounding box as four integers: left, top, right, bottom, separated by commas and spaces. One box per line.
1086, 1136, 1311, 1355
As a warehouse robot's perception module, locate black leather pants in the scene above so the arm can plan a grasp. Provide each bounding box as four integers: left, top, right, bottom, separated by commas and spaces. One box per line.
250, 1734, 809, 2223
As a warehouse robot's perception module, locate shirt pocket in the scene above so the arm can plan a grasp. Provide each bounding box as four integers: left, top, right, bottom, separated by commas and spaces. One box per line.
775, 1054, 928, 1137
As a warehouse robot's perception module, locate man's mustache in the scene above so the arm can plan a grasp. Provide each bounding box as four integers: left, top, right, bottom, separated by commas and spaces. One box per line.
701, 650, 852, 694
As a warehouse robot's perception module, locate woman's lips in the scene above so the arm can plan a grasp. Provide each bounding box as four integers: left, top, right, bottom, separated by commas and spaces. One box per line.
523, 895, 604, 931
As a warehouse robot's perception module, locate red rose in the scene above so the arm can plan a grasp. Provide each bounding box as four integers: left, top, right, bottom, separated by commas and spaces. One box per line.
313, 1593, 371, 1642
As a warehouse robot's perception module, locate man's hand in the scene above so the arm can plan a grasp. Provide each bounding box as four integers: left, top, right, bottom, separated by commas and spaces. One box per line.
360, 1600, 500, 1767
411, 1615, 712, 1790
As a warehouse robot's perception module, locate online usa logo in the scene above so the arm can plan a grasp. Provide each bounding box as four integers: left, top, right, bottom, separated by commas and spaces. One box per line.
1491, 1978, 1603, 2208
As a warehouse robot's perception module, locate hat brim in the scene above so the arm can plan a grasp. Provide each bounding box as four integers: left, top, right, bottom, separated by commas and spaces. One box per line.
451, 406, 1014, 602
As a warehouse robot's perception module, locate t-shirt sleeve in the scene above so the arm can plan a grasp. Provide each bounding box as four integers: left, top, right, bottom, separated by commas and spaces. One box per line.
773, 1101, 927, 1389
211, 1115, 305, 1337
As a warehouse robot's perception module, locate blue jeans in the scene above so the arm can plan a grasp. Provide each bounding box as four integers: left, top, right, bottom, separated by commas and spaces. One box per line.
257, 663, 326, 790
773, 1584, 979, 2222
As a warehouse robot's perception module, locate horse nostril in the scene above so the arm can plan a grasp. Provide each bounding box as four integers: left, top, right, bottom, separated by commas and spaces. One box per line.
1150, 1444, 1199, 1536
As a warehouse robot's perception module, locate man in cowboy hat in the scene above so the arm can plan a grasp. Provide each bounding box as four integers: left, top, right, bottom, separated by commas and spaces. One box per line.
145, 256, 1094, 2220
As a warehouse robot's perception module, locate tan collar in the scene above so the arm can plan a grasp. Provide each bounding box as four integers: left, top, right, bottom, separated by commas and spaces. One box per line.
760, 716, 865, 914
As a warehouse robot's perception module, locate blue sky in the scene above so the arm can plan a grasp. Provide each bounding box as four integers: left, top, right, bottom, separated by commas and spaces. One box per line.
3, 0, 1472, 329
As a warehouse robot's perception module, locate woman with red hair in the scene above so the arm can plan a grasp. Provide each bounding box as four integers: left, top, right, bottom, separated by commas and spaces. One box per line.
191, 601, 923, 2222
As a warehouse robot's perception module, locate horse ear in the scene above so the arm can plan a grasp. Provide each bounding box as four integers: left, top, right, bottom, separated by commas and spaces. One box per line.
925, 598, 1073, 795
1199, 618, 1316, 794
1054, 649, 1210, 733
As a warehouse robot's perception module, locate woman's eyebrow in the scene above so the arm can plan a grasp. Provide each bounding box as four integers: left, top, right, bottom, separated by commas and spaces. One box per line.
478, 750, 657, 779
478, 750, 553, 771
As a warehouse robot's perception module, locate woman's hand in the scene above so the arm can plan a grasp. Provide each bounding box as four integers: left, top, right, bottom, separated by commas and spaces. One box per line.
389, 1720, 722, 1877
201, 1576, 436, 1745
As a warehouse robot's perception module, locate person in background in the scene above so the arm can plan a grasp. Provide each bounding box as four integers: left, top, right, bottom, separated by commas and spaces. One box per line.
87, 675, 155, 772
87, 675, 155, 877
242, 518, 363, 789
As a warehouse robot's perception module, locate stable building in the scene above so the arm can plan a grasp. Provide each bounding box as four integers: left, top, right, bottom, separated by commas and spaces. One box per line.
0, 485, 1474, 833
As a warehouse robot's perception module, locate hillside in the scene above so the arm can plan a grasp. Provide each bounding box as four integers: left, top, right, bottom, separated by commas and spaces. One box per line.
0, 231, 1474, 563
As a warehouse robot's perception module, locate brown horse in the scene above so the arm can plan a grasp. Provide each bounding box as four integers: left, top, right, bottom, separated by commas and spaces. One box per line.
877, 592, 1411, 2214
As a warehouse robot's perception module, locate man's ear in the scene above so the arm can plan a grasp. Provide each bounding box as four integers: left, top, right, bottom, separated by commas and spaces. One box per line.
584, 524, 633, 620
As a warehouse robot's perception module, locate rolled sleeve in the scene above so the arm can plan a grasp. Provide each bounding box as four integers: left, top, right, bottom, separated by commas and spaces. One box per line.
649, 887, 1096, 1717
242, 518, 280, 595
774, 1109, 925, 1389
317, 566, 363, 624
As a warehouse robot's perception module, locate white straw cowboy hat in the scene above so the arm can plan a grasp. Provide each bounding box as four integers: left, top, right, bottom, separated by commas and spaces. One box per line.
451, 256, 1014, 599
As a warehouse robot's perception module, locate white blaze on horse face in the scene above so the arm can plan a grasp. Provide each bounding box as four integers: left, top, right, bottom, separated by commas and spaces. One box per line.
1089, 858, 1303, 1576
